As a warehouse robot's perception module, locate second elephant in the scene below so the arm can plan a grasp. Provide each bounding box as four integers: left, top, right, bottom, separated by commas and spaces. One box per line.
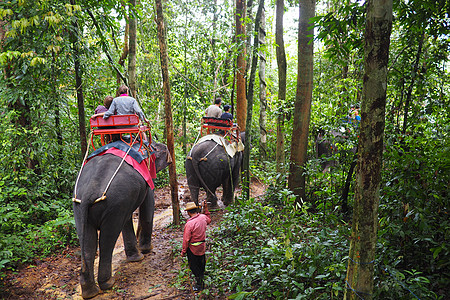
185, 133, 245, 206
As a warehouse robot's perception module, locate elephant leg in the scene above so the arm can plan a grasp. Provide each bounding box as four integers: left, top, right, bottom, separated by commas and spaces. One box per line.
189, 184, 200, 205
206, 189, 218, 207
122, 217, 144, 262
138, 190, 155, 254
80, 225, 101, 299
222, 178, 234, 206
97, 227, 122, 291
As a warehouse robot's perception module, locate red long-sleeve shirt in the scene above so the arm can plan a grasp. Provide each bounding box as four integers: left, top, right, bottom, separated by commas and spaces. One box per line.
181, 208, 211, 256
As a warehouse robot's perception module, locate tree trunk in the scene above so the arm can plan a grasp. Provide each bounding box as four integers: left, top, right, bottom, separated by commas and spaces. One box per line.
402, 31, 424, 135
344, 1, 393, 299
288, 0, 315, 202
71, 0, 87, 158
341, 150, 358, 216
155, 0, 180, 226
258, 8, 267, 162
275, 0, 287, 173
243, 0, 264, 200
117, 14, 129, 85
245, 0, 254, 75
182, 9, 188, 155
128, 0, 137, 98
235, 0, 247, 130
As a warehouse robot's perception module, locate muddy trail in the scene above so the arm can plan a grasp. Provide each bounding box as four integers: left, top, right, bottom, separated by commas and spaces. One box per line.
1, 176, 266, 300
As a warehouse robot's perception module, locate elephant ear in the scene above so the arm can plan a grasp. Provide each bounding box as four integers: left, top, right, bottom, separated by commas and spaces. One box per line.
152, 142, 172, 173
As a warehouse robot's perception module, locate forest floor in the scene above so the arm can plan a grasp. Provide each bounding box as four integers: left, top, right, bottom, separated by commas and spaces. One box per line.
1, 175, 266, 300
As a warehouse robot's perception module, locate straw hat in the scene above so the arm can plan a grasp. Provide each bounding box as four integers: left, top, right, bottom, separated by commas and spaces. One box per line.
185, 202, 199, 211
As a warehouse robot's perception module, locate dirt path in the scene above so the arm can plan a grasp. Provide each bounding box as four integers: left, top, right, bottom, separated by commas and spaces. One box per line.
1, 176, 266, 299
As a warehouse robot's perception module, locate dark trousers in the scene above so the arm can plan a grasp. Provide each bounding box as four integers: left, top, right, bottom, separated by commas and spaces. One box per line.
187, 248, 206, 281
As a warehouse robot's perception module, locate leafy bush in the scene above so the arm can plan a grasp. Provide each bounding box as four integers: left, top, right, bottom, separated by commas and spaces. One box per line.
205, 192, 349, 299
377, 129, 449, 299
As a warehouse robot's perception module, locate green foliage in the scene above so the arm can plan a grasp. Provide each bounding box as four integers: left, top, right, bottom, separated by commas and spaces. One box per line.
205, 192, 349, 299
375, 127, 449, 299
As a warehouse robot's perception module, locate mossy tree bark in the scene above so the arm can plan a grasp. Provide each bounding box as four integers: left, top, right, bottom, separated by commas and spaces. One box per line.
344, 1, 393, 299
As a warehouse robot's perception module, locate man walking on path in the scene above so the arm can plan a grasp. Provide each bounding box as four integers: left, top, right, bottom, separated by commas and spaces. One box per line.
181, 200, 211, 291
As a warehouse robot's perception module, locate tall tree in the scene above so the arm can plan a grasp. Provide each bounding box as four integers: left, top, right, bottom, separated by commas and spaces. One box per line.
258, 7, 267, 162
128, 0, 137, 97
344, 0, 393, 299
70, 0, 87, 158
288, 0, 315, 201
155, 0, 180, 226
235, 0, 247, 129
117, 2, 129, 85
275, 0, 286, 173
243, 0, 264, 200
245, 0, 254, 74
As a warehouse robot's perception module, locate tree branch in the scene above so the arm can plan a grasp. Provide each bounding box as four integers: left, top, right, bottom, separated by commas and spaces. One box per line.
86, 9, 128, 86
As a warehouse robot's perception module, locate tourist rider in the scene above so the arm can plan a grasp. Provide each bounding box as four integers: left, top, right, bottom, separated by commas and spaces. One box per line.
205, 98, 222, 118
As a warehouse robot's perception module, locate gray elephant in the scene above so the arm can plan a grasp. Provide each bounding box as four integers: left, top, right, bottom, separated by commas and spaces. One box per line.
315, 128, 357, 172
185, 133, 244, 206
72, 141, 170, 299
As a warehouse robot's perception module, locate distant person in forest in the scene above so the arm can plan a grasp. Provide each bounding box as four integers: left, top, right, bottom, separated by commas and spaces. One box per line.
181, 201, 211, 292
350, 104, 361, 124
221, 104, 233, 121
92, 95, 114, 117
205, 98, 222, 118
103, 85, 148, 123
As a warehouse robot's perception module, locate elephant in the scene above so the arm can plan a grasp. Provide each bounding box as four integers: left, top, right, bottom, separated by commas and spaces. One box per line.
185, 132, 245, 206
72, 141, 171, 299
315, 128, 356, 172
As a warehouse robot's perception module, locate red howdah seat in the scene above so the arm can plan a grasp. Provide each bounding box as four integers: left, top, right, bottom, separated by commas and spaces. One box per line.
89, 114, 151, 152
201, 117, 240, 142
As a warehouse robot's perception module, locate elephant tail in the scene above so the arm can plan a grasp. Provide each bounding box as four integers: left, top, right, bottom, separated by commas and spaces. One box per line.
77, 196, 92, 263
189, 156, 216, 202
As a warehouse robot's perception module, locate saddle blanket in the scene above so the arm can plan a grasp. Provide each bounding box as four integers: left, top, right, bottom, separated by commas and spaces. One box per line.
87, 141, 156, 190
193, 134, 244, 158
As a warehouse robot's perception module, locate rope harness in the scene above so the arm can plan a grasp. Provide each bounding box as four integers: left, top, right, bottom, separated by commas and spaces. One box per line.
72, 129, 142, 204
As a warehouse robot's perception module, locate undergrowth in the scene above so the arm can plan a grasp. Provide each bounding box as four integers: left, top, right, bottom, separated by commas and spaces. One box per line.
193, 182, 444, 299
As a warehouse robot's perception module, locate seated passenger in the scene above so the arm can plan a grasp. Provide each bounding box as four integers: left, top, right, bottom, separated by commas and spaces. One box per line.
92, 95, 113, 118
103, 85, 148, 123
103, 85, 149, 141
221, 105, 233, 121
205, 98, 222, 118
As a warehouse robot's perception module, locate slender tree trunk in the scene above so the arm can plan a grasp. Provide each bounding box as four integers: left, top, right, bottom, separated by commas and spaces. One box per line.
245, 0, 254, 75
70, 0, 87, 158
259, 8, 267, 162
182, 8, 188, 155
155, 0, 180, 226
243, 0, 264, 200
128, 0, 137, 98
344, 1, 393, 299
402, 31, 424, 135
236, 0, 247, 130
52, 53, 63, 159
341, 150, 358, 216
211, 0, 218, 81
275, 0, 286, 173
288, 0, 315, 202
117, 14, 129, 85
